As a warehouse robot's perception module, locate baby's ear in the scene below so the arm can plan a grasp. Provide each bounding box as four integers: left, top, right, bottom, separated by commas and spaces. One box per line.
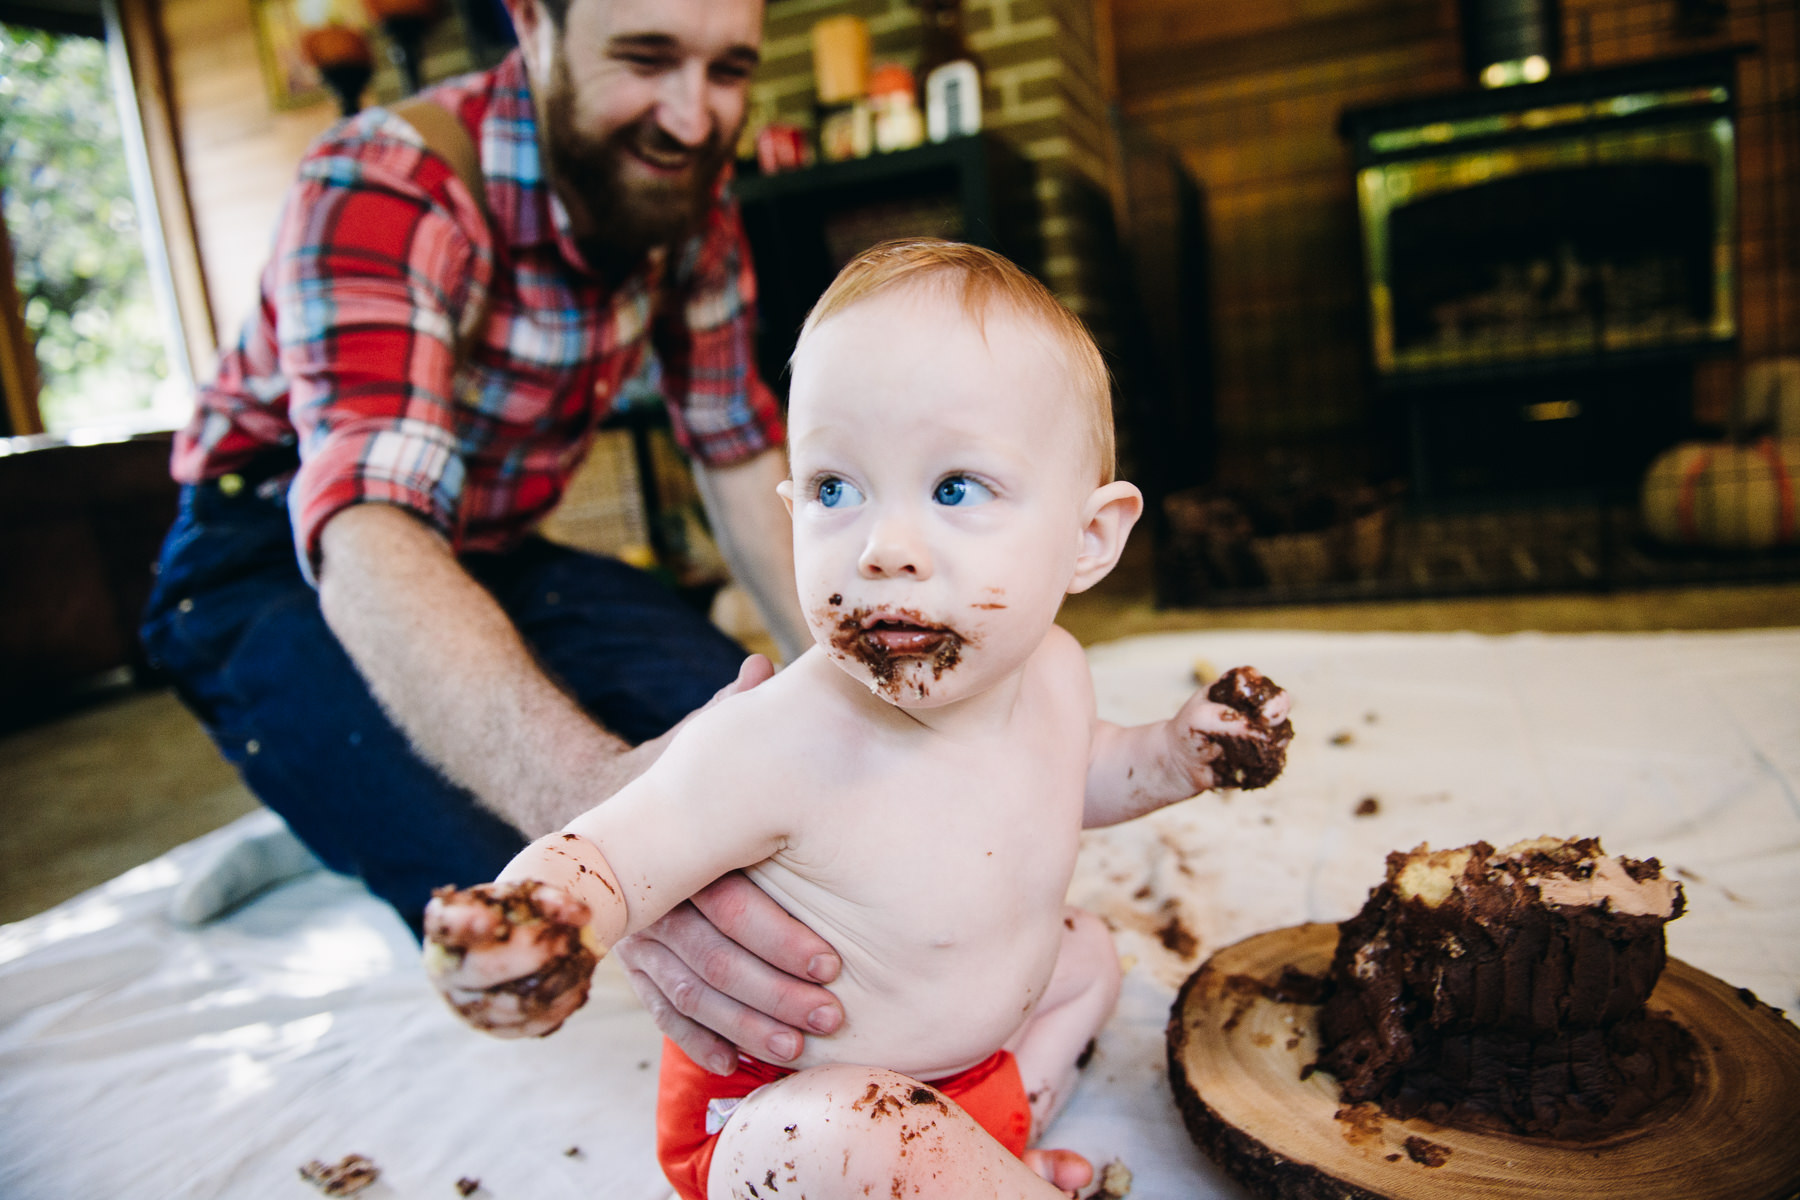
1069, 481, 1143, 594
776, 478, 796, 517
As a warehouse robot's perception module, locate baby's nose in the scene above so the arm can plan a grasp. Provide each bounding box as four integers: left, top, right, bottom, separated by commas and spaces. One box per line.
858, 517, 931, 579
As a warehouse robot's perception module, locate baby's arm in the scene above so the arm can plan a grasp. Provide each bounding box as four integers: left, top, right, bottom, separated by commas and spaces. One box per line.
1084, 666, 1293, 828
423, 698, 794, 1038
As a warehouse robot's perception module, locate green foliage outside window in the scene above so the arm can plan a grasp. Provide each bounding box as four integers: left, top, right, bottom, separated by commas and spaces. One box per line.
1, 23, 181, 436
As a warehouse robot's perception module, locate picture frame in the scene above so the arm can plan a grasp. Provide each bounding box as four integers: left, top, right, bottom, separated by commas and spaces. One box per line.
250, 0, 327, 111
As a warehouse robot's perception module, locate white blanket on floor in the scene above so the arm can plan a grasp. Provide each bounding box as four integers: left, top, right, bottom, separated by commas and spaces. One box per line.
4, 629, 1798, 1199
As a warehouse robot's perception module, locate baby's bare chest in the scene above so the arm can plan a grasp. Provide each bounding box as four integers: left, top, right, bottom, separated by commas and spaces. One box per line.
772, 730, 1089, 929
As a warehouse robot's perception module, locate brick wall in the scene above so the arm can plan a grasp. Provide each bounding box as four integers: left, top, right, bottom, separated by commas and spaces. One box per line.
753, 0, 1118, 322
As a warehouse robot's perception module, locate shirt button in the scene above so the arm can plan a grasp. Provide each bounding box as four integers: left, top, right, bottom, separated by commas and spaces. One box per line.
178, 598, 195, 613
594, 379, 610, 399
219, 473, 244, 497
246, 739, 261, 756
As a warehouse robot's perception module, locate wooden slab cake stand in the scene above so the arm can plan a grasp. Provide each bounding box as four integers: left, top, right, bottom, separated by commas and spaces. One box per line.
1166, 923, 1800, 1200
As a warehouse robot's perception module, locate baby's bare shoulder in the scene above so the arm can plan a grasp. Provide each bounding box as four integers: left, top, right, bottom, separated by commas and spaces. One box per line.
658, 654, 865, 786
1030, 625, 1098, 701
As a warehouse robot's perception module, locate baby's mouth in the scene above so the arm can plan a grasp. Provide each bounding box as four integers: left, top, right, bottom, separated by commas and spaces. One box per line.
860, 613, 950, 656
825, 605, 972, 696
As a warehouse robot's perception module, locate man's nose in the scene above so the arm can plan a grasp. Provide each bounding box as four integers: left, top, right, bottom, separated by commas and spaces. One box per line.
858, 515, 931, 579
656, 63, 712, 148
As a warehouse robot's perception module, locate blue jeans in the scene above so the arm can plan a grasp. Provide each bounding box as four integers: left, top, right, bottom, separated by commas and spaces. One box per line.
140, 466, 746, 936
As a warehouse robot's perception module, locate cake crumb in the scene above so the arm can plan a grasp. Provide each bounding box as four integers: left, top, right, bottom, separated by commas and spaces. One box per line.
299, 1154, 379, 1196
1330, 730, 1354, 746
1332, 1103, 1384, 1147
1090, 1158, 1133, 1198
455, 1178, 481, 1196
1403, 1136, 1451, 1167
563, 1145, 582, 1158
1353, 796, 1380, 817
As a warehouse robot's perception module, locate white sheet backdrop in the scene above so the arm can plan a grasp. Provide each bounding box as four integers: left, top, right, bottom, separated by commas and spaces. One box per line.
4, 629, 1797, 1199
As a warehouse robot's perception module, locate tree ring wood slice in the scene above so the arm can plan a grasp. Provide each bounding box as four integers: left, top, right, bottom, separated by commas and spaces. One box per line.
1166, 922, 1800, 1200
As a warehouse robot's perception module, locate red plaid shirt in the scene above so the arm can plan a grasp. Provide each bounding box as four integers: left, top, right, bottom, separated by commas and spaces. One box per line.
173, 52, 783, 579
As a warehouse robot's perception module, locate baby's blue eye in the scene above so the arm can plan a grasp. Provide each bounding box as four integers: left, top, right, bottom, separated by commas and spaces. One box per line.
816, 476, 864, 508
933, 475, 994, 507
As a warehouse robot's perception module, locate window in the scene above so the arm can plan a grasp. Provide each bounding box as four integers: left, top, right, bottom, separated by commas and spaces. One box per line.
1, 1, 194, 439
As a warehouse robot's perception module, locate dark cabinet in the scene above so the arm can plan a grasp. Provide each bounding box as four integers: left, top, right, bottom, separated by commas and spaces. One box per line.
733, 133, 1040, 396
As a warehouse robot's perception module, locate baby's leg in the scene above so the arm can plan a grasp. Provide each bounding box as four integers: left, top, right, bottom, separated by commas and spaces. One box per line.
1006, 906, 1123, 1141
708, 1065, 1073, 1199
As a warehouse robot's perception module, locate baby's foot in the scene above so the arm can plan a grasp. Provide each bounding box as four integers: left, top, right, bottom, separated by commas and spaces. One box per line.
422, 881, 599, 1037
1020, 1148, 1093, 1194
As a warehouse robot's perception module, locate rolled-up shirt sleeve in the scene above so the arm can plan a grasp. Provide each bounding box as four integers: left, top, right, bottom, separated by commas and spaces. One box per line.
272, 139, 490, 581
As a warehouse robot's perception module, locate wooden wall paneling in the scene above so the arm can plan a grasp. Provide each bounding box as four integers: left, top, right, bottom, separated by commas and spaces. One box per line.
154, 0, 478, 346
160, 0, 336, 343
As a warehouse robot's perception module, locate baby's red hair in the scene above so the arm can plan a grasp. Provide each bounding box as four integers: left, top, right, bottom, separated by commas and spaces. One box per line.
794, 238, 1116, 485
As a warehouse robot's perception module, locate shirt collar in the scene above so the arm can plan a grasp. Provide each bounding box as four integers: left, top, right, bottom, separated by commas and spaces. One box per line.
479, 51, 559, 254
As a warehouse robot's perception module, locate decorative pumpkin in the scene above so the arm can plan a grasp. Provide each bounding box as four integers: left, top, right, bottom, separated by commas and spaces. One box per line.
1641, 437, 1800, 550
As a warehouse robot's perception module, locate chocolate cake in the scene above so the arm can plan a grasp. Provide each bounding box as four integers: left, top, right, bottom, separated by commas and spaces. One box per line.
1314, 837, 1694, 1139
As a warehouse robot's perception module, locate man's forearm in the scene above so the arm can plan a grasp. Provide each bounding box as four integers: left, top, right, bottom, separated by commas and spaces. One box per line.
693, 447, 810, 663
316, 503, 631, 837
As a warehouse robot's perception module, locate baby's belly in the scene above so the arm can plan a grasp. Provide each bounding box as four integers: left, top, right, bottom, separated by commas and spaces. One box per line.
743, 801, 1083, 1081
780, 916, 1066, 1080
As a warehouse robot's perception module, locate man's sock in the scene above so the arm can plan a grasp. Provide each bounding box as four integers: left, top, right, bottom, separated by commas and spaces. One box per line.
169, 810, 323, 926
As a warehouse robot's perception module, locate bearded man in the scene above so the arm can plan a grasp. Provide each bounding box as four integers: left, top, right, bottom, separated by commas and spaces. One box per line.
143, 0, 849, 1083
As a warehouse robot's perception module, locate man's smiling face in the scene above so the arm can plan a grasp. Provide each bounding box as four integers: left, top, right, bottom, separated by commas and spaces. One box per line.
517, 0, 763, 261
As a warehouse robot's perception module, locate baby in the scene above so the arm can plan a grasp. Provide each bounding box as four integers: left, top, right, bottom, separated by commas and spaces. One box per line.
423, 239, 1292, 1199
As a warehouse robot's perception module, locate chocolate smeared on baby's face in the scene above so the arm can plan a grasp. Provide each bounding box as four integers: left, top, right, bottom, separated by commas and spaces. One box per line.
825, 606, 972, 700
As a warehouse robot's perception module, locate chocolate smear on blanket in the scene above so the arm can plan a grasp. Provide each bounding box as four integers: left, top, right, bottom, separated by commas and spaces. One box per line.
1158, 913, 1199, 959
298, 1153, 379, 1196
1203, 666, 1293, 789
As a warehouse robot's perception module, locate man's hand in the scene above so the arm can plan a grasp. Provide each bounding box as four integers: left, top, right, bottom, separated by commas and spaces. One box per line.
612, 872, 844, 1075
422, 881, 600, 1038
1170, 666, 1294, 792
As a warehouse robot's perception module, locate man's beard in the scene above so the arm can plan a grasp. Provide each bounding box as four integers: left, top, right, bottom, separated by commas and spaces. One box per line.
541, 53, 734, 271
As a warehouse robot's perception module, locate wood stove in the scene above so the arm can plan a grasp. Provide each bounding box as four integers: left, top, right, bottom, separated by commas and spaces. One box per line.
1342, 51, 1740, 500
